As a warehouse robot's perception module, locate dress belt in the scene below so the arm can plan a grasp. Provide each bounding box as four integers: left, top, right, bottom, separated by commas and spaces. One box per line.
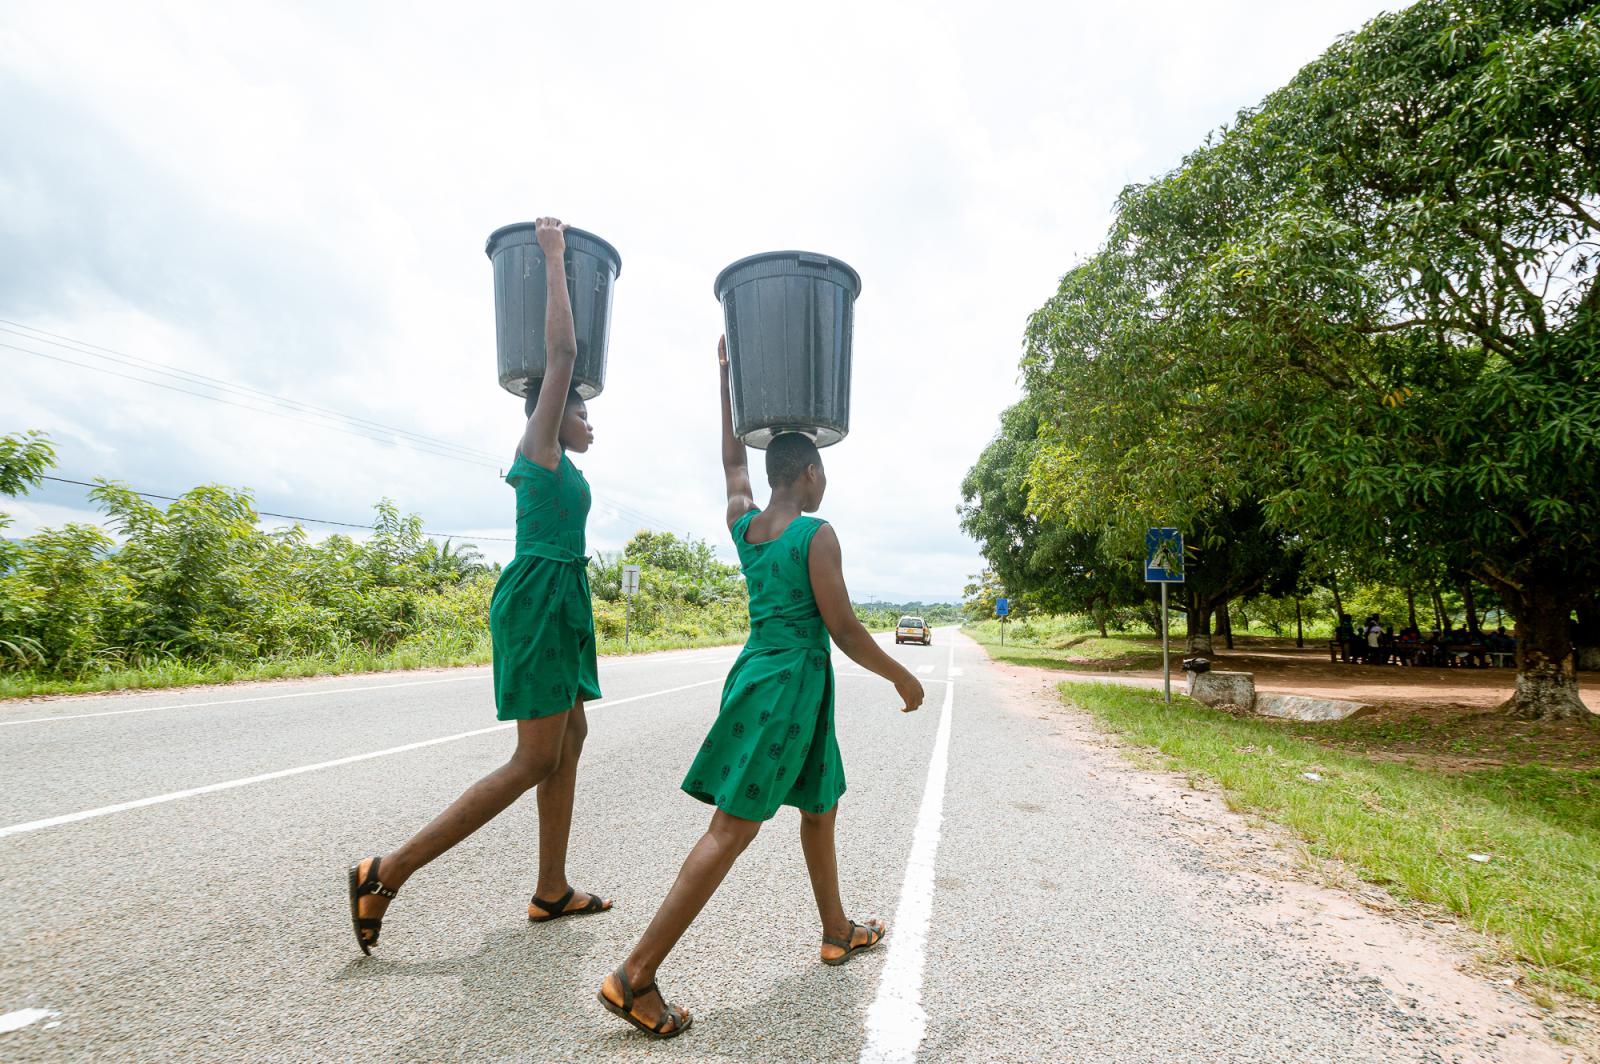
512, 541, 593, 632
745, 619, 830, 651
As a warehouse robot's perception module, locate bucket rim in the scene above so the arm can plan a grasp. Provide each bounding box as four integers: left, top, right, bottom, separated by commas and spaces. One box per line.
485, 223, 622, 277
713, 250, 861, 301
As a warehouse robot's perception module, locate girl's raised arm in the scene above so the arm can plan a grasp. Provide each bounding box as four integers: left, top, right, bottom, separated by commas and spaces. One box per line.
718, 335, 756, 528
519, 217, 578, 469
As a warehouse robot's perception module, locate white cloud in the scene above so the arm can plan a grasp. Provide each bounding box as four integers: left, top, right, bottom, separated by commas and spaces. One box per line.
1, 0, 1396, 600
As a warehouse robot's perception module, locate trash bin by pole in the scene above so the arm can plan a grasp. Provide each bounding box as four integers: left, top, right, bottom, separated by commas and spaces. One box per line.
713, 250, 860, 448
486, 223, 622, 400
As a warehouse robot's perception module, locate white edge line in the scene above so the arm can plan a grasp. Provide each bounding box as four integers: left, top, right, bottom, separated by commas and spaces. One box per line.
0, 674, 487, 727
0, 1007, 60, 1033
0, 677, 723, 840
0, 652, 741, 728
859, 638, 957, 1064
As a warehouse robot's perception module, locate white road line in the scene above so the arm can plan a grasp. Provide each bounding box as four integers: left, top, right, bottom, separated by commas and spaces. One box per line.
0, 1008, 59, 1033
860, 638, 957, 1064
0, 652, 741, 728
0, 678, 723, 840
0, 674, 488, 728
915, 664, 935, 676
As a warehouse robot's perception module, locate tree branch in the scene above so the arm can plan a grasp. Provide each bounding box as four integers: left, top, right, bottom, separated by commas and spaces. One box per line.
1553, 192, 1600, 236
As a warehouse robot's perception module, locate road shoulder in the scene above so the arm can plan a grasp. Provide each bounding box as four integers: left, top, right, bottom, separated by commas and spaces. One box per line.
982, 654, 1600, 1064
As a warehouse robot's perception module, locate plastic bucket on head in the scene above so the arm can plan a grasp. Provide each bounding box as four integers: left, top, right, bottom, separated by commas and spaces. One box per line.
486, 223, 622, 401
714, 250, 860, 449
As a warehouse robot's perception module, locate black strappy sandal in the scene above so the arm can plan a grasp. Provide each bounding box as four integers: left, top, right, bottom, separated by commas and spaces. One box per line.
597, 966, 691, 1040
527, 887, 611, 923
821, 919, 886, 966
347, 856, 399, 956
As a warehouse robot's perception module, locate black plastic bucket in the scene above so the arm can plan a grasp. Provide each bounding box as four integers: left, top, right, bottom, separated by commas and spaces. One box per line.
486, 223, 622, 400
714, 251, 860, 449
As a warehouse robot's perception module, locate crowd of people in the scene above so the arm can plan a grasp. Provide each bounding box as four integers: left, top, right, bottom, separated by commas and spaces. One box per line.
1334, 613, 1517, 668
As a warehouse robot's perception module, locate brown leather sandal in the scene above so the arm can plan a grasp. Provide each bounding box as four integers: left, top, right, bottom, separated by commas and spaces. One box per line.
822, 919, 886, 966
597, 966, 691, 1039
528, 886, 611, 923
347, 856, 399, 956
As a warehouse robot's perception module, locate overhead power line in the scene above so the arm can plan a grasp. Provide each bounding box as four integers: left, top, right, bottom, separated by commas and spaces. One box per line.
1, 341, 499, 470
0, 320, 502, 464
39, 474, 517, 542
2, 319, 699, 538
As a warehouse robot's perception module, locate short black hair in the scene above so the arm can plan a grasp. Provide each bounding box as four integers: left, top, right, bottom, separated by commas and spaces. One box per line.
524, 386, 585, 419
766, 432, 821, 487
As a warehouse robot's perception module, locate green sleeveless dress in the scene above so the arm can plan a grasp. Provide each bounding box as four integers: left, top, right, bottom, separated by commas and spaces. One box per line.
489, 450, 601, 720
681, 508, 845, 821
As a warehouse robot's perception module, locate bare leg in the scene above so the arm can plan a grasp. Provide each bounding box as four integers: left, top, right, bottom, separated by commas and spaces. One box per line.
801, 804, 885, 962
533, 701, 605, 910
355, 712, 571, 928
600, 810, 763, 1028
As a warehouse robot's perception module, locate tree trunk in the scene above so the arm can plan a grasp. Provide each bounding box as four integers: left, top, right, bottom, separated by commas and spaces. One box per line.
1328, 573, 1344, 624
1406, 588, 1418, 631
1461, 581, 1481, 639
1295, 597, 1304, 648
1431, 586, 1446, 631
1499, 580, 1590, 721
1186, 590, 1213, 656
1092, 595, 1109, 638
1217, 601, 1234, 650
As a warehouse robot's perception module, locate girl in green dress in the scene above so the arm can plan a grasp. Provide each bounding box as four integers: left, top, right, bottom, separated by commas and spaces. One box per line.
597, 336, 926, 1039
347, 217, 612, 954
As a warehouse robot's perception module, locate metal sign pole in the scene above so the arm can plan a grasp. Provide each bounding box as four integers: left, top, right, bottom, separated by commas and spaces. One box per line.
1162, 581, 1170, 704
1145, 527, 1183, 705
621, 563, 640, 651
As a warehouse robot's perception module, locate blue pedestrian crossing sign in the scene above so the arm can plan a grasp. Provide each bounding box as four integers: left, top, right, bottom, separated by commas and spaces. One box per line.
995, 597, 1010, 617
1144, 528, 1185, 583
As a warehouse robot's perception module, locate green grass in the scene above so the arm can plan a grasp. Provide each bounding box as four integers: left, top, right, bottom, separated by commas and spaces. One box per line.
1059, 682, 1600, 1000
965, 619, 1165, 672
0, 628, 749, 700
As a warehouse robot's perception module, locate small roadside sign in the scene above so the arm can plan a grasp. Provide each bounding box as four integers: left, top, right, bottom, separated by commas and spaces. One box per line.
621, 564, 641, 597
1144, 527, 1183, 706
1144, 528, 1185, 583
995, 597, 1010, 617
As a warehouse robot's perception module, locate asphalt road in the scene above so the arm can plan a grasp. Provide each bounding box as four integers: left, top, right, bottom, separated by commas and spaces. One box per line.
0, 631, 1544, 1062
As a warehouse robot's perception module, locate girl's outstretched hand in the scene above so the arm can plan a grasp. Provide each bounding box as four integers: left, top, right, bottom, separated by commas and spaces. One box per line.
535, 216, 567, 253
895, 674, 925, 713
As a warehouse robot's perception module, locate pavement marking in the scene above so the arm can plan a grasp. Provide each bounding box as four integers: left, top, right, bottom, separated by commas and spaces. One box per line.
0, 652, 741, 728
0, 674, 490, 728
915, 664, 935, 676
0, 1008, 60, 1033
860, 638, 957, 1064
948, 667, 963, 677
0, 678, 724, 840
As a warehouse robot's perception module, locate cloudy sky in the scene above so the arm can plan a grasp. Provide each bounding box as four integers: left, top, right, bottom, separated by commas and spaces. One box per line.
1, 0, 1394, 602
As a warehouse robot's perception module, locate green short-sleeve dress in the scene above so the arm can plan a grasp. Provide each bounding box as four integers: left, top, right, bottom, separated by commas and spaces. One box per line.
489, 450, 602, 720
681, 509, 845, 821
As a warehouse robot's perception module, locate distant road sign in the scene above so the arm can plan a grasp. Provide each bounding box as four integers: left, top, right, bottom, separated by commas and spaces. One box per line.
622, 564, 641, 597
995, 597, 1010, 617
1144, 528, 1185, 583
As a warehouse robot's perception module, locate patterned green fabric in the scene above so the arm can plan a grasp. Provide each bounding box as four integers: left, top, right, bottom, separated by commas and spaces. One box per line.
682, 508, 844, 821
490, 451, 601, 720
